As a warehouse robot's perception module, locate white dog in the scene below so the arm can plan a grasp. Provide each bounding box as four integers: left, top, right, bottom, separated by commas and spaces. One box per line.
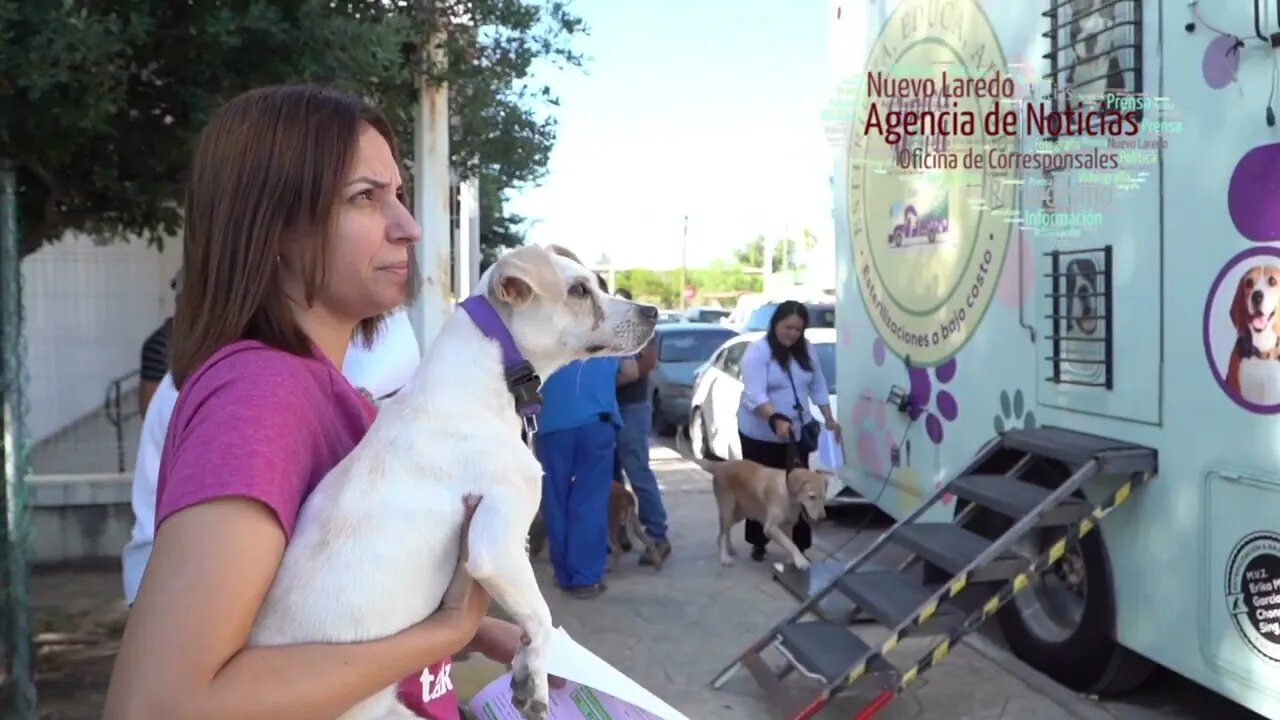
247, 244, 658, 719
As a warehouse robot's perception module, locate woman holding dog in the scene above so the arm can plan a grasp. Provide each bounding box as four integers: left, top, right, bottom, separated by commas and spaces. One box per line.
737, 300, 842, 564
105, 85, 528, 720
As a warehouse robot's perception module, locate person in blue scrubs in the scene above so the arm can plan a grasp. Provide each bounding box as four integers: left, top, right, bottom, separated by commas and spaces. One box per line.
534, 269, 640, 598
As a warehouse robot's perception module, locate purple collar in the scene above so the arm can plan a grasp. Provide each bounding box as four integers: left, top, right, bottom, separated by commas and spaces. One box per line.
459, 295, 543, 434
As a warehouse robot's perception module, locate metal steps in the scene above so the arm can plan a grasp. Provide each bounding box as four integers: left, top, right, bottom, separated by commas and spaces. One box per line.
776, 621, 880, 684
949, 473, 1091, 526
709, 426, 1157, 720
892, 523, 1027, 582
835, 570, 961, 629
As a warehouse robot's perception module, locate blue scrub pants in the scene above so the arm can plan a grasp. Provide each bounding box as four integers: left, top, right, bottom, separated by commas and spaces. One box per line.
536, 417, 616, 589
616, 401, 668, 543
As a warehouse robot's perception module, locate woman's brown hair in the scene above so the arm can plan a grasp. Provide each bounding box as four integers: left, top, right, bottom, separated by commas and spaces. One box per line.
171, 84, 409, 388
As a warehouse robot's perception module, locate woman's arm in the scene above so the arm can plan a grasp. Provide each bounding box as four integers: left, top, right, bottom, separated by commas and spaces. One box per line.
105, 497, 485, 720
635, 337, 658, 377
741, 341, 780, 419
617, 357, 640, 385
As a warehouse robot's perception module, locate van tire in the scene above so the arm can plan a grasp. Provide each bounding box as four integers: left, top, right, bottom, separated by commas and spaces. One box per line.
996, 518, 1155, 695
971, 503, 1156, 696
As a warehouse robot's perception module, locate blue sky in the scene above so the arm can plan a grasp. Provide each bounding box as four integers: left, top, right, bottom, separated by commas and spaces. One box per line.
505, 0, 837, 271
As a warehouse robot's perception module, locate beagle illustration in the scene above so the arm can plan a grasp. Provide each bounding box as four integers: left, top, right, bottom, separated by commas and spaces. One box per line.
1226, 264, 1280, 404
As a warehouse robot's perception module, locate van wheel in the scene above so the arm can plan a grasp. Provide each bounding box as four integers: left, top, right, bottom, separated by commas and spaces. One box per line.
995, 520, 1154, 695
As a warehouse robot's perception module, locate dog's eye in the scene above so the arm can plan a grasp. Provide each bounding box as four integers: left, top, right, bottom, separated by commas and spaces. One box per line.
568, 282, 589, 298
1271, 276, 1278, 287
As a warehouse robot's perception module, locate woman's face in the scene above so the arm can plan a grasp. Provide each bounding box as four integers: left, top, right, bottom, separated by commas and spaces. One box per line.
308, 123, 421, 325
774, 313, 806, 347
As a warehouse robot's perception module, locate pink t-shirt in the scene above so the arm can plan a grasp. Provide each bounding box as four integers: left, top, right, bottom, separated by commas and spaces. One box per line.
154, 339, 458, 720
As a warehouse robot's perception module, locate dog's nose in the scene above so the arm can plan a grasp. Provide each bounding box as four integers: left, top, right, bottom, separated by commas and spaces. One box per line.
638, 304, 659, 321
1254, 289, 1265, 305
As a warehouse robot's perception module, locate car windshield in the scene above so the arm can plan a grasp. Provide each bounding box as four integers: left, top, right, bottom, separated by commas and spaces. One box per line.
692, 309, 729, 322
744, 303, 836, 332
812, 341, 836, 393
659, 330, 737, 364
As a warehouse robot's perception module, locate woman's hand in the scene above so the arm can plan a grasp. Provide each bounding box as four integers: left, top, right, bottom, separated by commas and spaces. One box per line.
468, 619, 566, 689
772, 417, 793, 443
825, 418, 843, 446
432, 496, 490, 650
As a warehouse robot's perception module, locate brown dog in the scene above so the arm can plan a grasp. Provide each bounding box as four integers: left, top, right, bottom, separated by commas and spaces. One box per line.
694, 458, 829, 570
608, 481, 663, 571
1226, 264, 1280, 397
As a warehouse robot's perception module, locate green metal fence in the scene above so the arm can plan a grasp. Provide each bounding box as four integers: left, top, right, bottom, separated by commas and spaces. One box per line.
0, 159, 37, 718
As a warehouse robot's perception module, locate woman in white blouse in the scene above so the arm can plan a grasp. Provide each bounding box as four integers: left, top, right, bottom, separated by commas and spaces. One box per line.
736, 300, 842, 564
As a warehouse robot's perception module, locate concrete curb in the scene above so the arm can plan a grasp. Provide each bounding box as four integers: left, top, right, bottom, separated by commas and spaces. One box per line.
964, 635, 1119, 720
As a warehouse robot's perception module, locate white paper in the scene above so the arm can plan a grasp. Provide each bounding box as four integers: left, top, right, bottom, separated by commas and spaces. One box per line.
467, 627, 690, 720
467, 673, 667, 720
815, 429, 845, 471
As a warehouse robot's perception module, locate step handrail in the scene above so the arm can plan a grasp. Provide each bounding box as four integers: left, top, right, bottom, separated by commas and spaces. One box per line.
833, 458, 1100, 692
710, 434, 1003, 689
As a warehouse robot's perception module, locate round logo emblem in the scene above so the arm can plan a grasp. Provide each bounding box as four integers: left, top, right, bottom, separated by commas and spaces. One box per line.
847, 0, 1015, 366
1225, 531, 1280, 662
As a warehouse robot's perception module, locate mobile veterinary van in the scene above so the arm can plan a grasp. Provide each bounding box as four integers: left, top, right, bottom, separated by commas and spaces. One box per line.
713, 1, 1280, 718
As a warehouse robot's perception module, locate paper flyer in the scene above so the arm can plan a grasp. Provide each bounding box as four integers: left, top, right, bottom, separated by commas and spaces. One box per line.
815, 428, 845, 471
466, 627, 690, 720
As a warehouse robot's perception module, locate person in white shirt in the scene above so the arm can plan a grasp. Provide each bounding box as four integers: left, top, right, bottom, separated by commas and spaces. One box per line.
121, 306, 421, 604
342, 306, 421, 401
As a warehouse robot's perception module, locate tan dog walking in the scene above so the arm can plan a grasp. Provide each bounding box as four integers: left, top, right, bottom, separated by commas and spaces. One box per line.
693, 458, 829, 570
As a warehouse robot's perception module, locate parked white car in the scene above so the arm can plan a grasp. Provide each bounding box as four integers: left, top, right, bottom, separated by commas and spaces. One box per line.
687, 328, 864, 507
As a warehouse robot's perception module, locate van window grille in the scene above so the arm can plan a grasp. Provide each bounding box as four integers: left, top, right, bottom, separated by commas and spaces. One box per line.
1042, 0, 1144, 127
1044, 246, 1113, 389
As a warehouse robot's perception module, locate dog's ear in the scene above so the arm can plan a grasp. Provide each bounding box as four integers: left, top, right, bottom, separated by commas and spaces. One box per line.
1230, 275, 1252, 332
786, 469, 814, 495
489, 245, 566, 307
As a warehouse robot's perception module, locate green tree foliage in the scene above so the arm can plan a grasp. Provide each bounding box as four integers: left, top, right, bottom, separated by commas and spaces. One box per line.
0, 0, 585, 257
732, 229, 819, 274
614, 261, 763, 309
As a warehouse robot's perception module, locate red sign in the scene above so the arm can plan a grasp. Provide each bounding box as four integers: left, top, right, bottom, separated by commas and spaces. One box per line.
684, 285, 696, 300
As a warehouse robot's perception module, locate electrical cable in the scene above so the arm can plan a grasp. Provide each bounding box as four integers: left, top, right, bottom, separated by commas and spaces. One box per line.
805, 405, 920, 567
1186, 0, 1278, 126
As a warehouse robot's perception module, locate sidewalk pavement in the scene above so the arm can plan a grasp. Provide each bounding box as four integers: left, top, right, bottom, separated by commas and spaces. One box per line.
524, 444, 1108, 719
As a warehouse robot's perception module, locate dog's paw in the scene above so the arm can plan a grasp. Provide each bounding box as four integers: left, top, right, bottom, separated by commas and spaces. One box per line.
793, 555, 811, 571
510, 668, 550, 720
720, 555, 735, 567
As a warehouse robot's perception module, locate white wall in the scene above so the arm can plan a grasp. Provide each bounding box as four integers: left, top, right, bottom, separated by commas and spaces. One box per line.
22, 232, 182, 445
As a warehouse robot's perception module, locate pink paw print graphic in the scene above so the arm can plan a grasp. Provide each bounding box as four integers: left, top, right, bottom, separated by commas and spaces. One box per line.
906, 356, 959, 445
852, 396, 896, 478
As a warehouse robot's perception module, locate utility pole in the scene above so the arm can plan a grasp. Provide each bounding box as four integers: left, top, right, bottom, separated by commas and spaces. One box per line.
679, 214, 689, 311
407, 17, 452, 357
